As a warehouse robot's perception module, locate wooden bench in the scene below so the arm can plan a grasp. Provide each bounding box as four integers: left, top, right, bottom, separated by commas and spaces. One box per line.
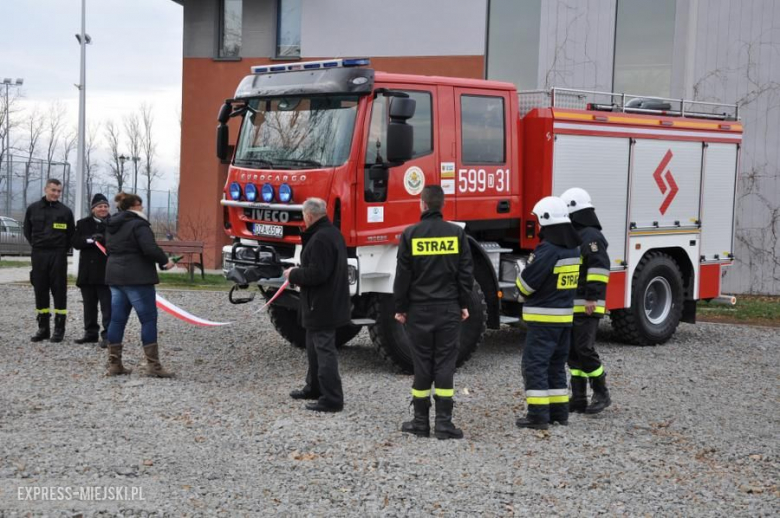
157, 240, 205, 281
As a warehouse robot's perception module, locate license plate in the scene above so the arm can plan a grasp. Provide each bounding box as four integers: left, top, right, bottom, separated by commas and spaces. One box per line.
253, 223, 284, 238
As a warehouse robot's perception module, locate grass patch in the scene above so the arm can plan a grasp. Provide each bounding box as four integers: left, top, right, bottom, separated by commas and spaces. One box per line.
66, 272, 231, 291
0, 260, 29, 269
698, 295, 780, 327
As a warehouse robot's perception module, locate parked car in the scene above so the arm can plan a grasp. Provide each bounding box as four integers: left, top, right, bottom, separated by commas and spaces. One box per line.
0, 216, 31, 256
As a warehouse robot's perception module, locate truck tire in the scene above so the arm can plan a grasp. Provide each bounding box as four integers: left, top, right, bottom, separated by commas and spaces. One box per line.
611, 251, 684, 345
368, 282, 487, 374
265, 297, 362, 350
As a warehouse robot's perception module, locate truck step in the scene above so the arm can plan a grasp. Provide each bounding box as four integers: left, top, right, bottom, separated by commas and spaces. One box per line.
500, 315, 521, 324
350, 318, 376, 326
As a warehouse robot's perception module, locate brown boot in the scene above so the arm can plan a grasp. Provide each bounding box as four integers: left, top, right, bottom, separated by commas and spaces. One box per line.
142, 343, 174, 378
106, 344, 132, 376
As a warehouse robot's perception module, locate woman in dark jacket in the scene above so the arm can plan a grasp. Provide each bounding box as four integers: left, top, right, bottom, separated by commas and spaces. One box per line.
72, 193, 111, 347
104, 193, 174, 377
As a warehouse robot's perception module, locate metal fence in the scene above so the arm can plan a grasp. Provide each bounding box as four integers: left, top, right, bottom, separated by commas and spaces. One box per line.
0, 155, 178, 238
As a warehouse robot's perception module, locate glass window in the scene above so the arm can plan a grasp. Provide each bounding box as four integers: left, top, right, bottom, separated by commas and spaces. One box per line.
460, 96, 505, 164
219, 0, 242, 58
486, 0, 542, 90
365, 91, 433, 165
613, 0, 676, 98
235, 95, 359, 169
277, 0, 302, 58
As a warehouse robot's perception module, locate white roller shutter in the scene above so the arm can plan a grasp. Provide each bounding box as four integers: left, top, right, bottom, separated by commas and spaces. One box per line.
552, 134, 630, 267
631, 140, 703, 229
700, 143, 738, 261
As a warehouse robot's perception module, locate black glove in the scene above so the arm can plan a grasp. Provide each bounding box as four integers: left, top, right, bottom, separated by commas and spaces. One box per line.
91, 233, 105, 244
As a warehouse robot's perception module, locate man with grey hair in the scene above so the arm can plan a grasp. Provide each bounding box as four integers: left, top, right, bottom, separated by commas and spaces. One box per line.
283, 197, 350, 412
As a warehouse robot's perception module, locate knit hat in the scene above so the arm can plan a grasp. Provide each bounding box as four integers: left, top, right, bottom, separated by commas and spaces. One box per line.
91, 193, 109, 209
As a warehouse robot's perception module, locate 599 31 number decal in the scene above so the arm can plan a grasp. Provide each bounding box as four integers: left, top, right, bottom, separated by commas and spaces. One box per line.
457, 168, 510, 193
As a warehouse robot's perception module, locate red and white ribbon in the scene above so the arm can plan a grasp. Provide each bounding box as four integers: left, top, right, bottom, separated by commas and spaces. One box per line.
256, 280, 290, 313
94, 240, 231, 327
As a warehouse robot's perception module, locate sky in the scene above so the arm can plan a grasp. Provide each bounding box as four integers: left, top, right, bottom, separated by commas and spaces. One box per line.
0, 0, 183, 190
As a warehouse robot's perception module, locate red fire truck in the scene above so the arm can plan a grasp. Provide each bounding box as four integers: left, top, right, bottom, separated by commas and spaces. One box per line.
217, 58, 740, 372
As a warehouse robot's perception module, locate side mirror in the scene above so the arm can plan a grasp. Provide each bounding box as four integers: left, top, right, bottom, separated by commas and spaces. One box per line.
386, 97, 416, 164
216, 124, 229, 161
217, 102, 232, 124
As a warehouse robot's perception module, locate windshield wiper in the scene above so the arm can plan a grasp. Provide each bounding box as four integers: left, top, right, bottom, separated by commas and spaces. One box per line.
272, 158, 324, 169
234, 157, 276, 169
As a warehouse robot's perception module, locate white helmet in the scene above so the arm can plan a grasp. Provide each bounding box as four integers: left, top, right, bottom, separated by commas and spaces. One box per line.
560, 187, 594, 213
532, 196, 571, 227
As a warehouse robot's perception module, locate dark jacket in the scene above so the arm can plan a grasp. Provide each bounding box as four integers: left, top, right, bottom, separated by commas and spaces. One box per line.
288, 216, 351, 330
573, 225, 610, 318
393, 210, 474, 313
72, 215, 109, 286
23, 197, 75, 249
105, 211, 169, 286
517, 236, 581, 327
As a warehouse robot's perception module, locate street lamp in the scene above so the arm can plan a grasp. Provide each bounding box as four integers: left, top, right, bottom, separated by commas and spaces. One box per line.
3, 77, 23, 215
119, 154, 127, 188
131, 156, 140, 193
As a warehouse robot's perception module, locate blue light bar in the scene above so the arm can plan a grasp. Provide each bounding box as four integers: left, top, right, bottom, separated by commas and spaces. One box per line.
250, 58, 370, 75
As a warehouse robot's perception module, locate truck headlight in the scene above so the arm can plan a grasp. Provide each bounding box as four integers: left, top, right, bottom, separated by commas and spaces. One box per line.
245, 183, 258, 202
229, 182, 242, 200
279, 183, 292, 203
261, 183, 274, 202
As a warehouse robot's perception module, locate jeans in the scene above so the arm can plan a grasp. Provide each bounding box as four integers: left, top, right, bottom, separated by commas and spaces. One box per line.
107, 285, 158, 346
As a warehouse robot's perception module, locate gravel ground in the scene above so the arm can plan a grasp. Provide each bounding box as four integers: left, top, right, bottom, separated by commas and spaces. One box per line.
0, 284, 777, 516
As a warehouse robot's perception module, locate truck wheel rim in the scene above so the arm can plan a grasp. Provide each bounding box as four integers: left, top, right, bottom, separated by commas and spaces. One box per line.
644, 276, 672, 325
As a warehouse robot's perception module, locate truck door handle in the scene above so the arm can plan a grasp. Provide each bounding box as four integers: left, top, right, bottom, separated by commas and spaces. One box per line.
497, 200, 510, 213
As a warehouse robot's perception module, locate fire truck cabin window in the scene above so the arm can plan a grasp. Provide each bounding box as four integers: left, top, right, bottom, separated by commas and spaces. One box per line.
365, 91, 433, 165
234, 96, 359, 169
219, 0, 242, 58
461, 95, 505, 164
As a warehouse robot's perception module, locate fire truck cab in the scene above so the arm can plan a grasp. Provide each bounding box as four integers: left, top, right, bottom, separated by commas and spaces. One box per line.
218, 59, 741, 372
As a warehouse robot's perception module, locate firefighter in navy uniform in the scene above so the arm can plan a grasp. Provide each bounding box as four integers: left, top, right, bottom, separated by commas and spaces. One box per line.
23, 178, 75, 343
394, 185, 474, 440
515, 196, 581, 430
561, 187, 612, 414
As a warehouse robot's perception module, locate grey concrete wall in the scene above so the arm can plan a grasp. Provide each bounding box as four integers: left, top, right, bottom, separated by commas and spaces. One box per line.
685, 0, 780, 294
537, 0, 617, 91
300, 0, 487, 58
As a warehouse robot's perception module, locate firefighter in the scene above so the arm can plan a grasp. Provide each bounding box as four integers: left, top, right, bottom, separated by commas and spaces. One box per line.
23, 178, 75, 343
561, 187, 612, 414
394, 185, 474, 440
515, 196, 581, 430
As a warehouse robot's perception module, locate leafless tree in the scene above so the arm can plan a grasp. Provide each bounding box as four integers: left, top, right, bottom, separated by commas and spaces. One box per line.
19, 109, 45, 208
104, 120, 126, 191
140, 103, 161, 219
43, 101, 67, 180
0, 87, 23, 198
84, 123, 101, 211
59, 128, 77, 206
124, 111, 142, 192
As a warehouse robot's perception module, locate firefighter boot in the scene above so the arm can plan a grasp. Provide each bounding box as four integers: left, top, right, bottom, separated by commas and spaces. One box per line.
569, 376, 588, 413
586, 373, 612, 414
515, 415, 550, 430
30, 314, 51, 342
433, 396, 464, 440
142, 343, 175, 378
50, 314, 66, 343
401, 397, 431, 437
106, 344, 132, 376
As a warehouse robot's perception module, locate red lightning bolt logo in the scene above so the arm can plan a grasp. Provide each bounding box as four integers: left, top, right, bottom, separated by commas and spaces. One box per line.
652, 149, 679, 215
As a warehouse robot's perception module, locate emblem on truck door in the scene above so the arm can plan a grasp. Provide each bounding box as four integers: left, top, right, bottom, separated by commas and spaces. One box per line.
404, 166, 425, 196
652, 149, 679, 215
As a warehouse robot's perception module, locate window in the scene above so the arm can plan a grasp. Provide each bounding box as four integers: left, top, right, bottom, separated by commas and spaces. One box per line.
219, 0, 242, 58
486, 0, 542, 90
460, 96, 505, 164
365, 91, 433, 165
277, 0, 302, 58
613, 0, 676, 98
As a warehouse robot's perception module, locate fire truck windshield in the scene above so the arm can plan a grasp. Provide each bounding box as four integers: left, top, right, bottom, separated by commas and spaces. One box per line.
234, 95, 359, 169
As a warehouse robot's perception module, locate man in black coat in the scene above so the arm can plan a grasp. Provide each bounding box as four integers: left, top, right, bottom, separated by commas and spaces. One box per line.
23, 178, 75, 343
72, 194, 111, 346
283, 198, 350, 413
